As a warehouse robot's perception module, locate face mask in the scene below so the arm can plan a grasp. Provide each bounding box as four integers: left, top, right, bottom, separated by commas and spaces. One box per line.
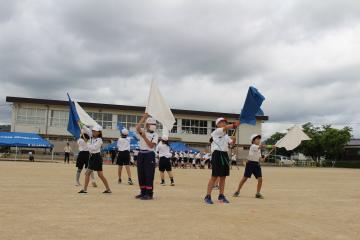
148, 125, 157, 132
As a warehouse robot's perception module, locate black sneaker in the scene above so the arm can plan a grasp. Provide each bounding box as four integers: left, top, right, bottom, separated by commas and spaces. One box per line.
140, 195, 153, 200
128, 179, 133, 185
218, 194, 230, 204
78, 189, 87, 194
233, 191, 240, 197
204, 195, 214, 204
255, 193, 264, 199
135, 193, 144, 199
103, 190, 112, 194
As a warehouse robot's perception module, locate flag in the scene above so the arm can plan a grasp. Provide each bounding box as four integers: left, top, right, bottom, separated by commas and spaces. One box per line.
240, 86, 265, 125
145, 80, 176, 136
67, 94, 101, 139
276, 125, 311, 151
67, 94, 81, 139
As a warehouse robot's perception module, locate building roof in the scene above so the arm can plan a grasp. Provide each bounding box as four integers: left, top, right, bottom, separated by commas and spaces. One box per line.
346, 139, 360, 147
6, 96, 269, 120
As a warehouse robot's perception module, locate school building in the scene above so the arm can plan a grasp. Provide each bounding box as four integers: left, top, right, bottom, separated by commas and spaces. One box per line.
6, 96, 268, 158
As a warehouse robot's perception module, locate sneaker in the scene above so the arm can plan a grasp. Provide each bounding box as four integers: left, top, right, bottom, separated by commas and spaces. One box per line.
140, 195, 153, 200
255, 193, 264, 199
233, 191, 240, 197
135, 194, 144, 199
128, 179, 133, 185
204, 195, 214, 204
103, 190, 112, 194
218, 194, 230, 204
118, 179, 122, 184
161, 181, 166, 186
92, 182, 98, 188
78, 189, 87, 194
170, 182, 175, 186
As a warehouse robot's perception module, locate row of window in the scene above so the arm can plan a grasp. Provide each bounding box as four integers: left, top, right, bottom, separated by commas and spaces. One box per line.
16, 108, 236, 135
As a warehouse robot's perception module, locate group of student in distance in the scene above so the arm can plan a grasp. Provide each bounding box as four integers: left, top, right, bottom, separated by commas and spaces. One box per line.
74, 112, 275, 203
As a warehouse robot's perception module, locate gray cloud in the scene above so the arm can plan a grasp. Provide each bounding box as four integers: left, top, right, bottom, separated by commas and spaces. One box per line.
0, 0, 359, 137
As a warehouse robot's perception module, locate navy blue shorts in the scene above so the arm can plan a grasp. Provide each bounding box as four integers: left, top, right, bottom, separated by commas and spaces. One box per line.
244, 161, 262, 179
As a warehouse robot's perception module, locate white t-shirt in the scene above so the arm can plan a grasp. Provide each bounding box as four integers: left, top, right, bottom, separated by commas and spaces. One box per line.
156, 142, 172, 158
211, 128, 233, 152
117, 137, 130, 152
248, 144, 261, 162
88, 138, 103, 154
138, 130, 158, 151
64, 146, 72, 153
77, 139, 89, 152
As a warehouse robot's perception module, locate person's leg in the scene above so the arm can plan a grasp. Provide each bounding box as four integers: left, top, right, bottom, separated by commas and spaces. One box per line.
219, 177, 226, 195
206, 176, 217, 196
76, 168, 82, 186
136, 154, 146, 197
125, 165, 132, 179
90, 171, 97, 187
97, 171, 111, 191
82, 170, 92, 192
118, 165, 123, 182
236, 177, 248, 192
160, 171, 165, 183
257, 177, 263, 194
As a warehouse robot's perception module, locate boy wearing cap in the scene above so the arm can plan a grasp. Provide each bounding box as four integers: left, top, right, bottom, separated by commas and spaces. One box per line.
135, 113, 159, 200
204, 118, 240, 204
156, 136, 175, 186
116, 128, 134, 185
233, 134, 274, 199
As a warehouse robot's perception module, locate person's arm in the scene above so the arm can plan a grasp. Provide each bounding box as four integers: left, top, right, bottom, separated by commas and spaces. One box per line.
88, 139, 102, 152
136, 113, 149, 134
221, 121, 240, 133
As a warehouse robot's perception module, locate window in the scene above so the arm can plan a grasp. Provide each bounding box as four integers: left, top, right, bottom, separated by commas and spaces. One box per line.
181, 119, 208, 135
117, 114, 142, 130
88, 112, 113, 129
171, 119, 178, 133
49, 110, 69, 128
16, 108, 46, 126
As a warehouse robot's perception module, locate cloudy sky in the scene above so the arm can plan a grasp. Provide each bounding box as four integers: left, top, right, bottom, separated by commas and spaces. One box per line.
0, 0, 359, 138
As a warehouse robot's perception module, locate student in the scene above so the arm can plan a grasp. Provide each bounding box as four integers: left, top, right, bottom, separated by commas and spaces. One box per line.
116, 128, 134, 185
230, 153, 239, 170
78, 125, 111, 194
75, 131, 97, 187
233, 134, 274, 199
135, 113, 159, 200
133, 149, 139, 166
204, 118, 239, 204
179, 152, 185, 168
195, 152, 201, 166
64, 142, 72, 164
28, 152, 34, 162
156, 136, 175, 186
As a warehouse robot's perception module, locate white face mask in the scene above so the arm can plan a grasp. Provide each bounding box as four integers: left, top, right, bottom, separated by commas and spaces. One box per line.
148, 125, 157, 132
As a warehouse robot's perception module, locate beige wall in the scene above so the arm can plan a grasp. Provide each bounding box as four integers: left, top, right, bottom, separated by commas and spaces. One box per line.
10, 102, 266, 153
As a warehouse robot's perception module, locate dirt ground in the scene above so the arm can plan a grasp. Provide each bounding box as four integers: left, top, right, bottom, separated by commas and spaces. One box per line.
0, 161, 359, 240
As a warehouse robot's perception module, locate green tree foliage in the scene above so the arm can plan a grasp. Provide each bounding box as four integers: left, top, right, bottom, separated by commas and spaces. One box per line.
265, 122, 352, 162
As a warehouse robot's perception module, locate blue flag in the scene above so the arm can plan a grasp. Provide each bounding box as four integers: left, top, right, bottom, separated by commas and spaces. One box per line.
240, 86, 265, 125
67, 93, 81, 139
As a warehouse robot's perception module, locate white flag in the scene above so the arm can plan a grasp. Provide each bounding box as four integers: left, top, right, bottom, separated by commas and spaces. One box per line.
145, 80, 175, 136
275, 125, 311, 151
74, 100, 101, 129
